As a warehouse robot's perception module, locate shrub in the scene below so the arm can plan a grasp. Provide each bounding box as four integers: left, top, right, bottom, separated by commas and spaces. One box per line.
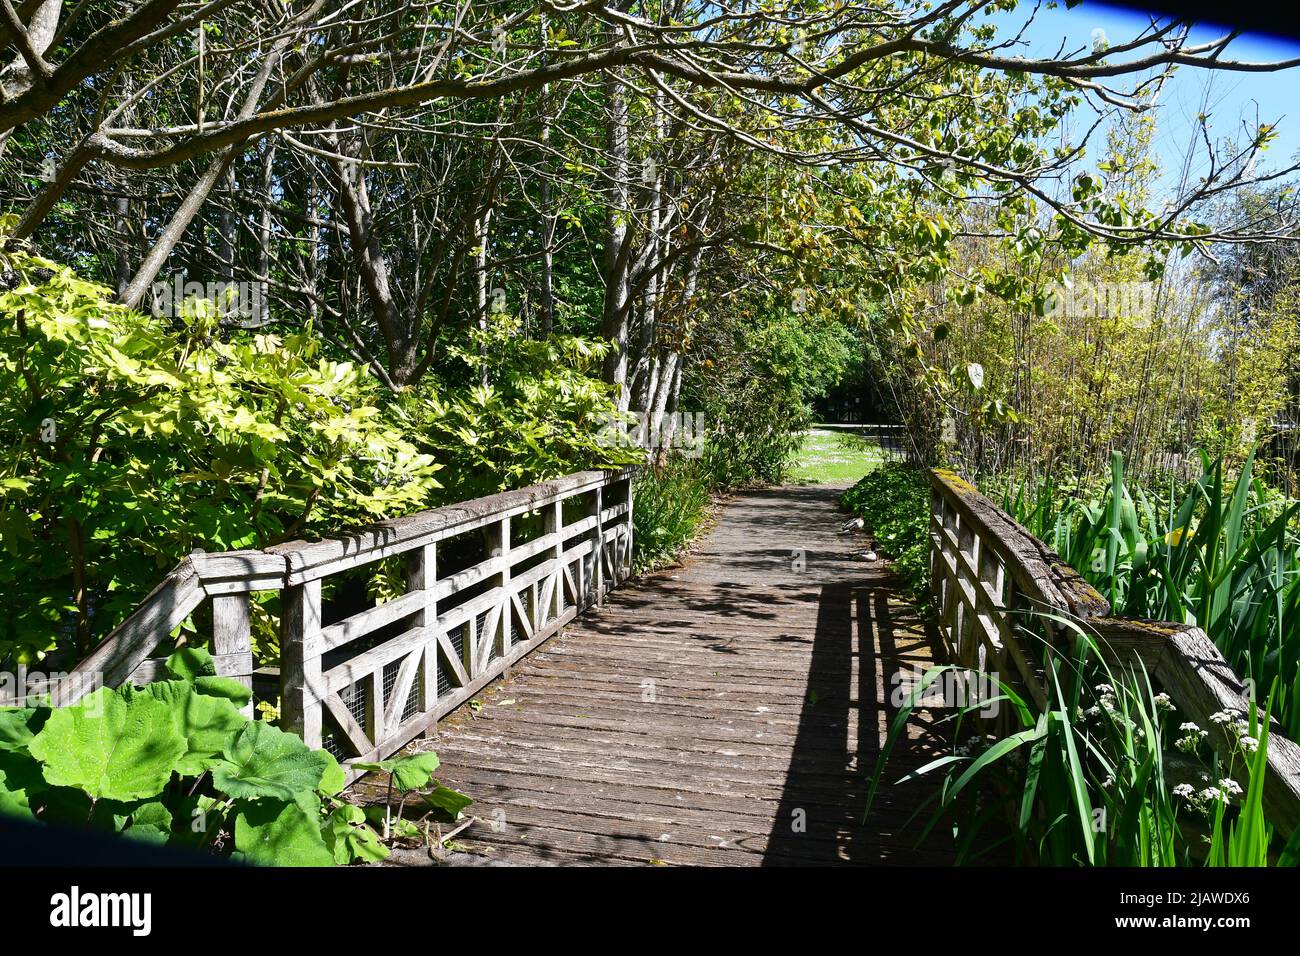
0, 249, 439, 665
840, 463, 931, 596
631, 458, 712, 574
398, 316, 641, 502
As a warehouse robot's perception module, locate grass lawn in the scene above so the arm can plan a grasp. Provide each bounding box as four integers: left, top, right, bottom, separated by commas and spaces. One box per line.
788, 428, 889, 485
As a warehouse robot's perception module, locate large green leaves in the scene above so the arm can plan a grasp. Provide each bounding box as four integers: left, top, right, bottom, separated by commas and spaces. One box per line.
353, 751, 441, 792
211, 721, 331, 803
28, 687, 185, 801
234, 799, 334, 867
324, 804, 389, 865
139, 682, 246, 776
0, 707, 46, 752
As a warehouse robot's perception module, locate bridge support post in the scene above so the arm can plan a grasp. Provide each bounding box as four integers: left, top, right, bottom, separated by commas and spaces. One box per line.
486, 517, 511, 673
212, 592, 254, 717
281, 580, 323, 750
545, 501, 563, 622
591, 485, 604, 606
406, 543, 438, 740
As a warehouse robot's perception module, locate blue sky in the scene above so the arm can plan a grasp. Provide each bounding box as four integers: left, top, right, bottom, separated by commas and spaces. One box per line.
991, 1, 1300, 200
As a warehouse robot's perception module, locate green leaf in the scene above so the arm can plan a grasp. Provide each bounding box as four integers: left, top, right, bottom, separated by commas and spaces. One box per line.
353, 751, 441, 792
0, 759, 36, 818
165, 646, 217, 682
423, 782, 472, 821
318, 752, 346, 796
0, 707, 47, 752
234, 799, 334, 867
28, 687, 186, 801
124, 800, 173, 844
325, 804, 390, 864
142, 681, 246, 776
211, 721, 330, 802
390, 752, 441, 791
194, 675, 252, 708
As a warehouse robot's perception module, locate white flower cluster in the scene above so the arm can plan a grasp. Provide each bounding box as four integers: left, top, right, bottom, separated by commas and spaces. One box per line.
1209, 709, 1260, 754
1176, 721, 1207, 754
1172, 776, 1243, 812
1084, 682, 1120, 722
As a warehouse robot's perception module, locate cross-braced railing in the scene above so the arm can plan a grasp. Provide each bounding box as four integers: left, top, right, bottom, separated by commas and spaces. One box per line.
929, 468, 1300, 837
53, 469, 634, 781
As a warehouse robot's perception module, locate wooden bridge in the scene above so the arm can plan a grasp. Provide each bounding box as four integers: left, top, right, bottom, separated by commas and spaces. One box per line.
52, 464, 1300, 865
367, 484, 950, 865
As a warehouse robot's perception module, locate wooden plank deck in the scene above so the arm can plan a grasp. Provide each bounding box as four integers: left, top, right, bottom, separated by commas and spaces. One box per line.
365, 484, 954, 866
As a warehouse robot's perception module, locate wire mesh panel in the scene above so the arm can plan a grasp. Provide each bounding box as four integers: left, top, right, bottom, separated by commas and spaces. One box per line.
437, 622, 468, 697
381, 655, 421, 724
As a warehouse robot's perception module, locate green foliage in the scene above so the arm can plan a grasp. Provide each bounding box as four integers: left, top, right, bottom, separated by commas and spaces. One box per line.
631, 458, 712, 574
685, 306, 858, 488
0, 647, 392, 866
1006, 450, 1300, 734
29, 687, 185, 801
840, 463, 931, 596
353, 751, 441, 793
0, 247, 440, 665
401, 316, 641, 502
870, 638, 1284, 867
358, 750, 471, 843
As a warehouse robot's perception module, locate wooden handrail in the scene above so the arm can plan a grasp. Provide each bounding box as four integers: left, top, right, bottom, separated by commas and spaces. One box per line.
928, 468, 1300, 837
53, 468, 636, 780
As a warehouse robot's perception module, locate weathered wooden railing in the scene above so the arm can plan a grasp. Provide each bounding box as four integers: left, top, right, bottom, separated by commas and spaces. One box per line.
929, 468, 1300, 837
54, 469, 634, 780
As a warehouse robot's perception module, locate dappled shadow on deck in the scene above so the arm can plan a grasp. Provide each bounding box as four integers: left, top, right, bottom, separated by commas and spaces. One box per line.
364, 483, 957, 866
761, 579, 951, 865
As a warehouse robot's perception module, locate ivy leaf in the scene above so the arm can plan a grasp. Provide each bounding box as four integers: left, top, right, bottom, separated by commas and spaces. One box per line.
28, 687, 185, 801
211, 721, 330, 802
234, 799, 334, 867
966, 362, 985, 390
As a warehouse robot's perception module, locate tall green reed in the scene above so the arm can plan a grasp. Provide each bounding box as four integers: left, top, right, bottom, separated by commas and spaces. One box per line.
1003, 450, 1300, 735
868, 619, 1293, 866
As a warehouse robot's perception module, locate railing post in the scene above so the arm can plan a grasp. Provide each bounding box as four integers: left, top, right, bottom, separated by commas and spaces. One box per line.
406, 543, 438, 738
590, 484, 604, 606
281, 580, 323, 749
622, 474, 634, 582
545, 500, 563, 621
211, 592, 254, 717
928, 486, 944, 614
487, 516, 511, 666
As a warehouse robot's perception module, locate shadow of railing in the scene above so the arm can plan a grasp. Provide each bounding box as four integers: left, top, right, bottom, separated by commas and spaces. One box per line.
762, 579, 951, 865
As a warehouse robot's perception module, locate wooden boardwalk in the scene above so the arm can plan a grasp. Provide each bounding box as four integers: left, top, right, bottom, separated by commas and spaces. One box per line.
368, 484, 953, 866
